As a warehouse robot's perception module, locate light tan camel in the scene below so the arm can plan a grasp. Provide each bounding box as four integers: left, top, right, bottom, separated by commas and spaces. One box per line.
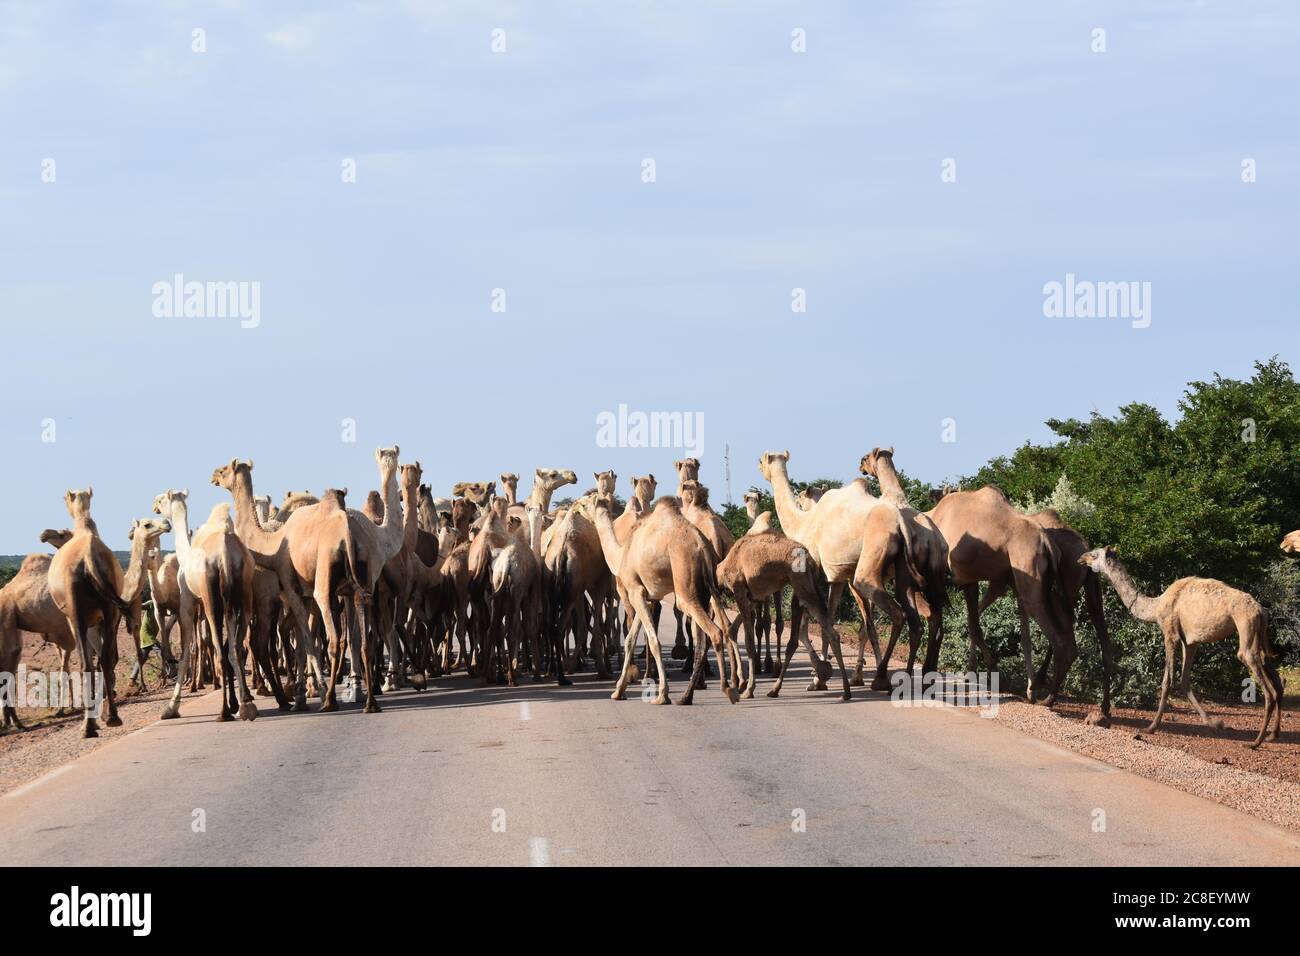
499, 473, 520, 506
717, 526, 848, 700
212, 459, 357, 711
1, 518, 168, 728
859, 448, 951, 686
453, 480, 496, 507
1081, 548, 1282, 747
630, 474, 657, 511
508, 467, 577, 521
798, 486, 825, 511
760, 451, 914, 692
46, 489, 133, 737
928, 486, 1075, 705
468, 499, 544, 686
590, 496, 739, 706
154, 494, 259, 722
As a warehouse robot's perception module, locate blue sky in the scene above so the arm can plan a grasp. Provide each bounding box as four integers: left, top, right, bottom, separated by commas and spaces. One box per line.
1, 0, 1297, 550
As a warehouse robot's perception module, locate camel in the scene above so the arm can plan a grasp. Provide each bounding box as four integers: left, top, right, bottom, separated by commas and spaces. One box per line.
759, 451, 913, 692
630, 474, 657, 511
590, 496, 739, 706
674, 457, 700, 495
928, 486, 1076, 707
329, 447, 404, 707
453, 480, 496, 507
858, 448, 951, 685
743, 491, 783, 672
716, 526, 847, 700
509, 467, 577, 522
544, 502, 614, 679
1081, 548, 1282, 748
798, 486, 825, 511
1, 518, 169, 729
211, 458, 357, 711
46, 489, 133, 737
154, 494, 259, 723
499, 473, 520, 506
468, 498, 545, 686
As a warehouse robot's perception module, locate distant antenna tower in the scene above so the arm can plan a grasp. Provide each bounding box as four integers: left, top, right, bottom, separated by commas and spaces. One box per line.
724, 443, 733, 506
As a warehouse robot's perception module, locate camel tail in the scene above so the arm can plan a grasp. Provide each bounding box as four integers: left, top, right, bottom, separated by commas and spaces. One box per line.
86, 554, 131, 615
339, 522, 363, 595
1038, 531, 1073, 635
893, 514, 926, 592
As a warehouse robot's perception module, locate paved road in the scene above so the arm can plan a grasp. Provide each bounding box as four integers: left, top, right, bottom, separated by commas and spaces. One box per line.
4, 629, 1299, 867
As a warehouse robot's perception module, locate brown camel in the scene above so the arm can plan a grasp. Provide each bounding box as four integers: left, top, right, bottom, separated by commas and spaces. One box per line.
928, 486, 1075, 706
154, 494, 259, 723
499, 473, 520, 506
590, 496, 739, 706
1081, 548, 1282, 748
716, 527, 848, 700
544, 502, 614, 679
742, 491, 783, 673
46, 489, 133, 737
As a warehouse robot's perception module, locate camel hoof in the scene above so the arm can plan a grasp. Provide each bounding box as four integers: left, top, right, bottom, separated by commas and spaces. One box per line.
766, 689, 780, 699
364, 700, 382, 714
806, 680, 827, 692
1143, 722, 1159, 734
675, 696, 692, 706
740, 688, 754, 700
1040, 694, 1057, 708
1083, 711, 1111, 729
849, 675, 865, 687
610, 690, 626, 701
841, 689, 852, 701
670, 644, 687, 660
239, 703, 259, 721
653, 696, 672, 706
557, 675, 572, 687
82, 724, 98, 739
1025, 687, 1038, 704
724, 688, 738, 704
105, 715, 123, 728
217, 710, 233, 722
870, 676, 891, 692
1212, 718, 1226, 730
1246, 740, 1263, 750
160, 703, 180, 720
409, 674, 427, 691
319, 700, 338, 713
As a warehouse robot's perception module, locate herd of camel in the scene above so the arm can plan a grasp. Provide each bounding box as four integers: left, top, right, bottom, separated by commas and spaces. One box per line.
0, 445, 1288, 749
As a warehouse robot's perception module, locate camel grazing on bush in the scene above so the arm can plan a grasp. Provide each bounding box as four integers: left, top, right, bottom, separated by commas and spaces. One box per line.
1081, 548, 1282, 748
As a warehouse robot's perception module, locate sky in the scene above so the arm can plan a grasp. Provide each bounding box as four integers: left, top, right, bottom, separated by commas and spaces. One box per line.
1, 0, 1297, 551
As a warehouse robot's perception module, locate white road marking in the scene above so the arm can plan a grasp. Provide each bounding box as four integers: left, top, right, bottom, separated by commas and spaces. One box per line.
528, 836, 551, 866
4, 762, 74, 799
519, 701, 531, 721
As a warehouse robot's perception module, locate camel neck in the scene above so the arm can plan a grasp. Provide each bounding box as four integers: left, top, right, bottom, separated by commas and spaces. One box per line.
401, 481, 419, 551
121, 533, 150, 602
767, 465, 806, 541
169, 504, 193, 564
527, 483, 552, 513
1100, 558, 1160, 622
591, 508, 624, 577
873, 456, 909, 508
231, 470, 283, 554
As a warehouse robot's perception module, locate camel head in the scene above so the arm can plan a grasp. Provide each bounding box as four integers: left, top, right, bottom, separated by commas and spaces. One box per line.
322, 488, 348, 509
743, 491, 761, 518
1078, 547, 1116, 573
489, 496, 510, 520
364, 491, 384, 523
453, 480, 495, 506
631, 474, 657, 502
63, 487, 93, 520
211, 458, 253, 493
153, 489, 189, 519
798, 486, 825, 510
595, 470, 617, 496
758, 450, 790, 482
375, 446, 400, 481
679, 479, 702, 509
1282, 530, 1300, 555
535, 467, 578, 492
499, 472, 519, 496
626, 494, 645, 516
674, 458, 701, 482
858, 447, 895, 479
401, 461, 423, 494
128, 516, 172, 542
39, 528, 74, 549
278, 491, 318, 517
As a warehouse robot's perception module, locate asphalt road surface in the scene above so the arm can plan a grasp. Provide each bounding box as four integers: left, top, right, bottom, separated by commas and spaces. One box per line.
3, 627, 1299, 866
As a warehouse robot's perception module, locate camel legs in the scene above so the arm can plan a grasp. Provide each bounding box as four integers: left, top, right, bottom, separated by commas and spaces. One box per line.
614, 587, 669, 704
317, 573, 349, 712
1175, 641, 1217, 727
1145, 630, 1179, 733
161, 594, 200, 722
1240, 648, 1278, 749
676, 592, 738, 707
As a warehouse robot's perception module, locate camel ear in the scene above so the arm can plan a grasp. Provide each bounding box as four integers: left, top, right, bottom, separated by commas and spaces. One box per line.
87, 485, 94, 498
648, 473, 656, 483
674, 459, 683, 471
230, 458, 238, 470
247, 459, 254, 469
182, 488, 188, 498
128, 525, 135, 541
887, 446, 894, 456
